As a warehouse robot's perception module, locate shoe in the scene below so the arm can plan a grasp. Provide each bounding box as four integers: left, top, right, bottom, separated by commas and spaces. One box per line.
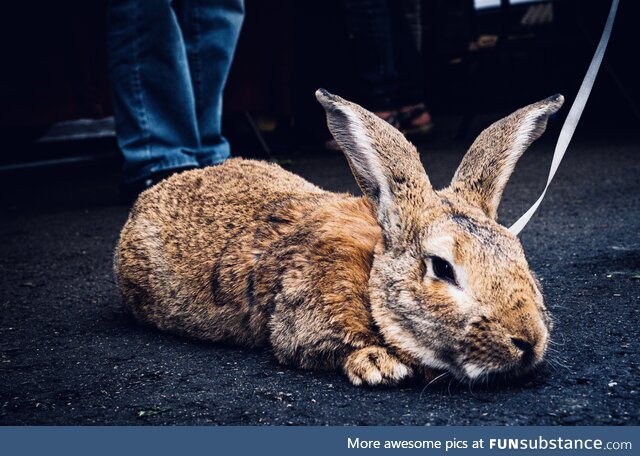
119, 165, 197, 205
398, 104, 434, 136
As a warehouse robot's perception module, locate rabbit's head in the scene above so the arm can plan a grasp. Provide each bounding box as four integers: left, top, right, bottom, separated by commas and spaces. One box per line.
317, 89, 563, 381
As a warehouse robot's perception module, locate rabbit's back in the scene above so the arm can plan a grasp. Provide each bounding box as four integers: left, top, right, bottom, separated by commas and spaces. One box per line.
114, 158, 332, 345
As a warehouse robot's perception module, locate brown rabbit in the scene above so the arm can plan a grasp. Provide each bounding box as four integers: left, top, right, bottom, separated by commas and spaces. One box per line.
114, 89, 563, 386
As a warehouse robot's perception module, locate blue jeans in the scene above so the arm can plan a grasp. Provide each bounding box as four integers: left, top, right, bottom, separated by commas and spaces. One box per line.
107, 0, 244, 184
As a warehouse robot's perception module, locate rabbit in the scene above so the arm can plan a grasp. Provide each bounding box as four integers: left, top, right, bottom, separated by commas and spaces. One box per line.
114, 89, 563, 386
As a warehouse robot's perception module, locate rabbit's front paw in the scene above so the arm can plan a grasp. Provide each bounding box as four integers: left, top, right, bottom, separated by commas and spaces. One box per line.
343, 346, 412, 386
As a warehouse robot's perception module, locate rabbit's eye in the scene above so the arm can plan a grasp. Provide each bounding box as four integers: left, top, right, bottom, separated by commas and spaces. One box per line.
431, 256, 457, 285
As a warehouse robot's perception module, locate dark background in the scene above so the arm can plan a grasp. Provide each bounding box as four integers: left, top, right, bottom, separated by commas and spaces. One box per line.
0, 0, 638, 425
1, 0, 638, 153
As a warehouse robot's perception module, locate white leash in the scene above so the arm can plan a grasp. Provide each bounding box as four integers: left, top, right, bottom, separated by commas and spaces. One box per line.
509, 0, 619, 235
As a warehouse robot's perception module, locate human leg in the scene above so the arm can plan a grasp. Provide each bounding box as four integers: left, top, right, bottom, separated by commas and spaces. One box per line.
391, 0, 433, 134
342, 0, 399, 112
178, 0, 244, 167
107, 0, 200, 185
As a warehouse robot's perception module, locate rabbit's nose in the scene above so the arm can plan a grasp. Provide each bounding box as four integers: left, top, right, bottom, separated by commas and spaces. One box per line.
511, 337, 535, 362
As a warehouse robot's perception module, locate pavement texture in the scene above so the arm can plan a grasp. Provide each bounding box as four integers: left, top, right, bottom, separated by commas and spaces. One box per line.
1, 125, 639, 425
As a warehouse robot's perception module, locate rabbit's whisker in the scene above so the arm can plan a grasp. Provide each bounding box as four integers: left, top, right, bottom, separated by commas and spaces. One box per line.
419, 372, 449, 400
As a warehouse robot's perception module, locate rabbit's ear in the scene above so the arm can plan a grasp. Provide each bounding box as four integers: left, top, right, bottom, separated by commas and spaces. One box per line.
316, 89, 435, 242
449, 95, 564, 220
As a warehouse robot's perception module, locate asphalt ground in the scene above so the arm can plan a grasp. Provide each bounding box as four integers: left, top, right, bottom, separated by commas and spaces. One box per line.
1, 123, 639, 425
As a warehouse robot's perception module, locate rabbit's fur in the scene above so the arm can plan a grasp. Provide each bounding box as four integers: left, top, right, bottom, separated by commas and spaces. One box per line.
115, 89, 564, 386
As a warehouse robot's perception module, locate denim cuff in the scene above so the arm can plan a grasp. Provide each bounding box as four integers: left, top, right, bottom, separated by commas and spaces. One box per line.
197, 151, 231, 167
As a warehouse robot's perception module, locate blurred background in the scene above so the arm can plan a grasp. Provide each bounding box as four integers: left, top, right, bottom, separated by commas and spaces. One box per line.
0, 0, 637, 175
1, 0, 639, 426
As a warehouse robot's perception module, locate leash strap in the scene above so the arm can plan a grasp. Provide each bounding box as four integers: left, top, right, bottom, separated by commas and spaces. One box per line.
509, 0, 619, 235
